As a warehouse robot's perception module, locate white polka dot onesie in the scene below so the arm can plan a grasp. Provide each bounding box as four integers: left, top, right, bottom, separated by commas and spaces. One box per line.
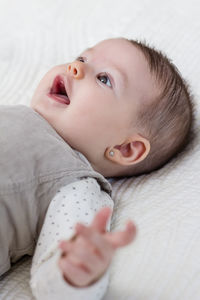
30, 177, 114, 300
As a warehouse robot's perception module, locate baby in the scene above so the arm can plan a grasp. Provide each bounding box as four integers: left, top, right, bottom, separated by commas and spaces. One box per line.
0, 37, 194, 300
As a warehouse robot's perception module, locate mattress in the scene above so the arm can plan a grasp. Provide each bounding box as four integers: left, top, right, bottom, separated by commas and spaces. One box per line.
0, 0, 200, 299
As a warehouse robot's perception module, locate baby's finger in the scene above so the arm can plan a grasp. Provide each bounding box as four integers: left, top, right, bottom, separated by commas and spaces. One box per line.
105, 221, 137, 250
75, 224, 114, 259
58, 257, 91, 287
67, 246, 103, 276
58, 240, 73, 255
91, 206, 112, 233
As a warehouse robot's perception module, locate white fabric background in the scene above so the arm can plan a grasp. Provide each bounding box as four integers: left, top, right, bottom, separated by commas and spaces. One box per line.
0, 0, 199, 299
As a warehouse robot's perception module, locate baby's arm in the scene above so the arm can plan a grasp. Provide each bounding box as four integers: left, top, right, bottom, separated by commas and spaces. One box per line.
30, 178, 115, 300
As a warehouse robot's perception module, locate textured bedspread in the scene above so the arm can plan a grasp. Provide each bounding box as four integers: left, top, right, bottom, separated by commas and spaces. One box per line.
0, 0, 200, 299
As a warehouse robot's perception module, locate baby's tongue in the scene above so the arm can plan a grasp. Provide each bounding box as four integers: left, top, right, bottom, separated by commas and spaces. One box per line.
57, 94, 69, 100
53, 94, 70, 105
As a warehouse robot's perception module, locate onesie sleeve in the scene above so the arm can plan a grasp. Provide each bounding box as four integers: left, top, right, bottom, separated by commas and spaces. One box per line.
30, 177, 114, 300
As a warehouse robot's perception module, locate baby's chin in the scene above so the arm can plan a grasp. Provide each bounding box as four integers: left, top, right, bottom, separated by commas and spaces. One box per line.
29, 94, 45, 116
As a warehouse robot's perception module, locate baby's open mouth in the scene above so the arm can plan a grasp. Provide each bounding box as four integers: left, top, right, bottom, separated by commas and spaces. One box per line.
49, 75, 70, 105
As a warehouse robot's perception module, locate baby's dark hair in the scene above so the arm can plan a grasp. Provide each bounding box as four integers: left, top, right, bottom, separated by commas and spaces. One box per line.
122, 38, 195, 176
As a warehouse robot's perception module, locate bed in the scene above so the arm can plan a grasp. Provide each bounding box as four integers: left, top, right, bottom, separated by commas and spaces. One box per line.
0, 0, 199, 299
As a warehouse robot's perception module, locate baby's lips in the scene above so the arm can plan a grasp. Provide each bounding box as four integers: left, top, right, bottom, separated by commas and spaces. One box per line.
50, 75, 65, 94
50, 75, 71, 103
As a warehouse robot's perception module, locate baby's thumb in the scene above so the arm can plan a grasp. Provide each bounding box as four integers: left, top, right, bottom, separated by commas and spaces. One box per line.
106, 220, 137, 250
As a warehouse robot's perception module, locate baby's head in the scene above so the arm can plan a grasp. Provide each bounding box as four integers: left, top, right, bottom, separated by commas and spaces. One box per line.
31, 37, 194, 178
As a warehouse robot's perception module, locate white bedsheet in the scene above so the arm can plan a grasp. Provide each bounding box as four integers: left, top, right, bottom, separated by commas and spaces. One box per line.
0, 0, 199, 299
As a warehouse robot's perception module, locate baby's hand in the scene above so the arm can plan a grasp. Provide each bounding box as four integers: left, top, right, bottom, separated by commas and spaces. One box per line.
58, 207, 136, 287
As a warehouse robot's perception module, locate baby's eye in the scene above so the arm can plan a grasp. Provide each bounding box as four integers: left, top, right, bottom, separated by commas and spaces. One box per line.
97, 73, 112, 87
76, 56, 85, 63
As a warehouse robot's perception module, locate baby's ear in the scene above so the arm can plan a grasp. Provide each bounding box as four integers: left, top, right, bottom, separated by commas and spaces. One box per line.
105, 135, 150, 166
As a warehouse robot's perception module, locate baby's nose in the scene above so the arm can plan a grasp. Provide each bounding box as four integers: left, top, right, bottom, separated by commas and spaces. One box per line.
67, 61, 84, 79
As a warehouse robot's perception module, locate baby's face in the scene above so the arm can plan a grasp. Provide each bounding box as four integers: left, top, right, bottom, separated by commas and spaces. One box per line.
31, 38, 156, 173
